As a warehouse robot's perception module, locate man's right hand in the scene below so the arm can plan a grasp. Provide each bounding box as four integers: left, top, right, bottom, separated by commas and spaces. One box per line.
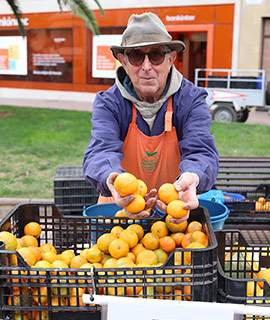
106, 172, 157, 219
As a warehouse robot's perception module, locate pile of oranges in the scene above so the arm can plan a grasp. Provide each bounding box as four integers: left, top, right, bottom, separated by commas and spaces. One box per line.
255, 197, 270, 211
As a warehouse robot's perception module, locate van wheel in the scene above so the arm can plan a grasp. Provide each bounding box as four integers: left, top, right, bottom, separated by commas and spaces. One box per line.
212, 104, 237, 122
266, 81, 270, 105
237, 109, 249, 122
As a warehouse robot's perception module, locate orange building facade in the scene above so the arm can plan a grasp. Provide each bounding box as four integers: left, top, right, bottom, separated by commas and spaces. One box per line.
0, 4, 234, 93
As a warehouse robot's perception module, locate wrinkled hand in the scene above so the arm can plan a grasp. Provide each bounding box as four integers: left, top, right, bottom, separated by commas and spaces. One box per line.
156, 172, 199, 224
106, 172, 157, 219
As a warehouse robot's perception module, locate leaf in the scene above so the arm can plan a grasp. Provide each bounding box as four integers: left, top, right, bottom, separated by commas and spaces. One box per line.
6, 0, 25, 37
145, 152, 151, 156
59, 0, 103, 35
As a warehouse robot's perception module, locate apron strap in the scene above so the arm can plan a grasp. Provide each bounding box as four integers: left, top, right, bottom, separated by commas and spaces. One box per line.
165, 97, 173, 132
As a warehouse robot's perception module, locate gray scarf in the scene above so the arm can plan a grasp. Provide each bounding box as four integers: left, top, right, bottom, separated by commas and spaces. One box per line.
116, 65, 183, 131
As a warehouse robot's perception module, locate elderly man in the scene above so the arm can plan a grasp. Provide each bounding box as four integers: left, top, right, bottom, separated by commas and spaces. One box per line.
83, 12, 219, 222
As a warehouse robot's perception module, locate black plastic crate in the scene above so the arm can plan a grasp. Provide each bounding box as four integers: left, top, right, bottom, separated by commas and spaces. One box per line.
0, 202, 218, 320
216, 229, 270, 307
54, 166, 99, 215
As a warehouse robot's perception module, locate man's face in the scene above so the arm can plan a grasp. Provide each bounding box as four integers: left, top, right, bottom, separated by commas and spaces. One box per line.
118, 46, 176, 103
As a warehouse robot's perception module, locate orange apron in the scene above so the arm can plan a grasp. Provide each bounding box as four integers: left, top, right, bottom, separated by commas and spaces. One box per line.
98, 96, 181, 204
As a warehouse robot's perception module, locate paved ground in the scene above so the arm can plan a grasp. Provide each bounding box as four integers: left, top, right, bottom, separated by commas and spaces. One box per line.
0, 97, 269, 221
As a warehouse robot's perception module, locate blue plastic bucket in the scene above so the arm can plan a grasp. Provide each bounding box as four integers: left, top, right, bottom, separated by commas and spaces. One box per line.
155, 199, 229, 230
198, 199, 229, 230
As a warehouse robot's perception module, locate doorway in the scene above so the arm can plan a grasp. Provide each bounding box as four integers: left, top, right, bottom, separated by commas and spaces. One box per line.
170, 32, 207, 82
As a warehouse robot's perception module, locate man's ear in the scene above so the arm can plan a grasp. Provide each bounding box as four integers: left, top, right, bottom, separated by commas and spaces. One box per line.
169, 51, 177, 66
117, 53, 126, 67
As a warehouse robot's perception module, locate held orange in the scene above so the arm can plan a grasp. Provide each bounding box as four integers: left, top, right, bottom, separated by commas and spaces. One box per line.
158, 183, 178, 205
136, 179, 148, 197
165, 215, 188, 233
125, 194, 145, 213
167, 200, 188, 219
114, 172, 139, 197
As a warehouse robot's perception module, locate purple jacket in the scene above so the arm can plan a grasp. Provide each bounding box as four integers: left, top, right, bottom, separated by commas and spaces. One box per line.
83, 78, 219, 197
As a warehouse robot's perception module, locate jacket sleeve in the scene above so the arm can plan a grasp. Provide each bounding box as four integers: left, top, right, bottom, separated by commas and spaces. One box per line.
83, 90, 129, 196
175, 81, 219, 194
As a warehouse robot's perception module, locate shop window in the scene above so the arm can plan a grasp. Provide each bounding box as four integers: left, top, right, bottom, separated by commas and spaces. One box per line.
0, 28, 73, 83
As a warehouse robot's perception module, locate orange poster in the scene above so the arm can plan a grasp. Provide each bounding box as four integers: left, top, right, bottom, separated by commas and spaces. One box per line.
96, 46, 116, 71
0, 49, 9, 70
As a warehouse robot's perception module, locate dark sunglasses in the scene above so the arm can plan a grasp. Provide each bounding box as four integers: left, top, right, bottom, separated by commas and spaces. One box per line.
125, 48, 171, 66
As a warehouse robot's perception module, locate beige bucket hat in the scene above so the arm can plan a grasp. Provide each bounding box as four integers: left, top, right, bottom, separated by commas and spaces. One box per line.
110, 12, 186, 59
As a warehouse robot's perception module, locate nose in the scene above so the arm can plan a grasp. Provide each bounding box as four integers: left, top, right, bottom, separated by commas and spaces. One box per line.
141, 53, 152, 70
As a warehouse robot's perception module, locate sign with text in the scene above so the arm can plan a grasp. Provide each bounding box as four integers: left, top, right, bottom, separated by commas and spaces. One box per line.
0, 36, 27, 75
92, 35, 122, 78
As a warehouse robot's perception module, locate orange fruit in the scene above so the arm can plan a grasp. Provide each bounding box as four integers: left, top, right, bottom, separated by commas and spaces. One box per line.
136, 249, 158, 265
158, 183, 178, 205
40, 243, 57, 255
131, 243, 146, 256
190, 230, 208, 247
116, 257, 136, 268
80, 248, 89, 260
60, 249, 75, 266
136, 179, 148, 197
41, 251, 58, 264
154, 248, 168, 264
257, 268, 270, 288
24, 222, 42, 238
97, 233, 117, 254
32, 286, 48, 305
69, 287, 86, 306
170, 232, 184, 247
16, 238, 26, 248
70, 255, 88, 269
108, 238, 129, 259
51, 259, 69, 275
141, 232, 160, 250
34, 260, 52, 268
159, 236, 176, 253
119, 229, 138, 248
103, 257, 118, 268
165, 215, 188, 233
114, 172, 139, 197
21, 235, 39, 247
151, 221, 169, 238
114, 209, 128, 223
181, 233, 192, 249
86, 247, 103, 263
127, 224, 144, 240
186, 241, 206, 249
167, 200, 188, 219
127, 251, 136, 263
258, 197, 266, 204
101, 253, 112, 265
187, 221, 203, 233
28, 246, 42, 262
17, 247, 36, 266
51, 296, 67, 307
125, 194, 145, 213
34, 311, 48, 320
111, 226, 124, 238
0, 231, 17, 250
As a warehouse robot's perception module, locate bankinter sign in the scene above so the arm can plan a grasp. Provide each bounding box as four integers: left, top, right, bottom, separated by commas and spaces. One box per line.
0, 16, 29, 28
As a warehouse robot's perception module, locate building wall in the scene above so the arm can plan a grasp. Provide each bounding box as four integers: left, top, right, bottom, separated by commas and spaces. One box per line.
238, 0, 270, 70
0, 0, 237, 96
